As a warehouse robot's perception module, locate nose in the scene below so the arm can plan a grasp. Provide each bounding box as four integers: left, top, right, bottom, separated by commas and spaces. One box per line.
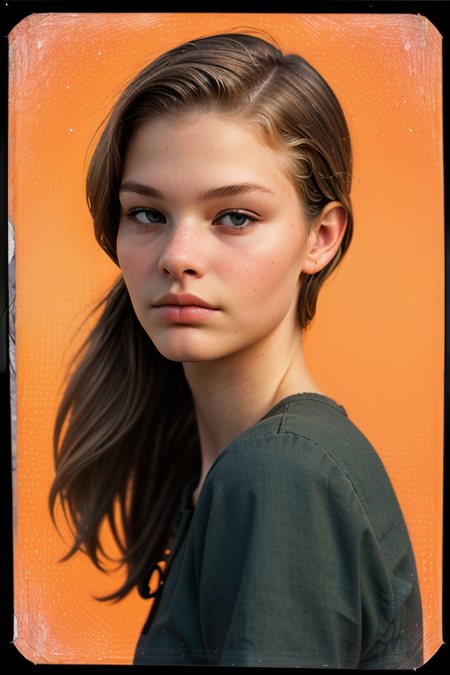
158, 222, 206, 279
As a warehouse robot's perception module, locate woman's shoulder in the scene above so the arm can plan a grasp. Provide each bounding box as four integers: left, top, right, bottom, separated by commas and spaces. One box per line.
204, 393, 406, 543
211, 392, 385, 483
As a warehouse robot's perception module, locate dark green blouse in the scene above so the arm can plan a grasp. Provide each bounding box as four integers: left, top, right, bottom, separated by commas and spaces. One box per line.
134, 393, 423, 668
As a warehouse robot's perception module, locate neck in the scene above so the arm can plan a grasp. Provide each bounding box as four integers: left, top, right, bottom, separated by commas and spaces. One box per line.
183, 325, 323, 505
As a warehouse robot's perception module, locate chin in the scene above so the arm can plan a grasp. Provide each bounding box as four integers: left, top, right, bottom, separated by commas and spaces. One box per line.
156, 349, 207, 363
150, 332, 220, 363
156, 348, 219, 364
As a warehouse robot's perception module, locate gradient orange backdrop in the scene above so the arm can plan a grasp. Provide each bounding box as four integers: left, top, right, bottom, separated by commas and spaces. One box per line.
9, 13, 443, 665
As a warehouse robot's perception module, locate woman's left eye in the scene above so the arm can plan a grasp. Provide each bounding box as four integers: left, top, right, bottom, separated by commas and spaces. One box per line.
216, 211, 255, 231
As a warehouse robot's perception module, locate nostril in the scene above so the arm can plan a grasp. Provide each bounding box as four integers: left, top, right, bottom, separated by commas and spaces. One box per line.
163, 268, 197, 276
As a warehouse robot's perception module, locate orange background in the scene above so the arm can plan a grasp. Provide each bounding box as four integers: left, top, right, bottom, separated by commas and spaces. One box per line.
9, 13, 444, 665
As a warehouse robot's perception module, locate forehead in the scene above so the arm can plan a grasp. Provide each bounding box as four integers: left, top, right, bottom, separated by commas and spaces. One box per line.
122, 113, 297, 191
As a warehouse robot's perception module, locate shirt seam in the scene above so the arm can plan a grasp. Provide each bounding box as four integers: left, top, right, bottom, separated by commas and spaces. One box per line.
280, 427, 397, 654
263, 395, 347, 425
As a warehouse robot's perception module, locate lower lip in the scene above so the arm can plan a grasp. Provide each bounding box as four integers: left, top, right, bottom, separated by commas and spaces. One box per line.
153, 305, 219, 323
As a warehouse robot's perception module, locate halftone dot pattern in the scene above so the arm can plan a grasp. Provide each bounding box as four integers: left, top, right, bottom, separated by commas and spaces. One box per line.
9, 13, 443, 665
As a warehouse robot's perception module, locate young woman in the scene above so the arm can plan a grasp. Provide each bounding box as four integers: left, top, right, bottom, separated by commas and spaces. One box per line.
49, 33, 423, 668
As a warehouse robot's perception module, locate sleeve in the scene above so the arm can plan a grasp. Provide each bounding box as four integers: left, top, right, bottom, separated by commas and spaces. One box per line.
191, 432, 397, 668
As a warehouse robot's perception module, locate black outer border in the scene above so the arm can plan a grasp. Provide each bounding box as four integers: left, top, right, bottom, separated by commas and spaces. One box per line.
1, 2, 447, 671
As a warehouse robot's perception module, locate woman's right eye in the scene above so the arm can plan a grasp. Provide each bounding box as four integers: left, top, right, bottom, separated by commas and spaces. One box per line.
128, 208, 166, 225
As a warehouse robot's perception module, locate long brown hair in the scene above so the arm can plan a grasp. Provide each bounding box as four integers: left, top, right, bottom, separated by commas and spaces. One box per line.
49, 32, 353, 600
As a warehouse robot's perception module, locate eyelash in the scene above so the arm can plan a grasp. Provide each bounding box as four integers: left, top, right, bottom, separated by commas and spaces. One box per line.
123, 207, 257, 234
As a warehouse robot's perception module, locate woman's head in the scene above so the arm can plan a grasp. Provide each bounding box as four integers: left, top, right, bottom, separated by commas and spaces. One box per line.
87, 32, 353, 330
116, 113, 341, 365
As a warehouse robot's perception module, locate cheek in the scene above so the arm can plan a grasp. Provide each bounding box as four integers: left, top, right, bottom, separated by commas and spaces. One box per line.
224, 231, 303, 313
116, 233, 157, 290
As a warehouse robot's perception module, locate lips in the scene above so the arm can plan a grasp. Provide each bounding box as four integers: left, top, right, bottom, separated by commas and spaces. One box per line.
152, 293, 219, 324
153, 293, 218, 310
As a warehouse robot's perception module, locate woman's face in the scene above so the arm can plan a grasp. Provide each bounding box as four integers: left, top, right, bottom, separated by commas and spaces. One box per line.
117, 113, 313, 363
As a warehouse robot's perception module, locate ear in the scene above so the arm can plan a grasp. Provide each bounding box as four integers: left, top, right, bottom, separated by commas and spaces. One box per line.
302, 202, 348, 275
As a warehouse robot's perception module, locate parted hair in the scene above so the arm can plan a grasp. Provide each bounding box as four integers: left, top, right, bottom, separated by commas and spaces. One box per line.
49, 31, 353, 600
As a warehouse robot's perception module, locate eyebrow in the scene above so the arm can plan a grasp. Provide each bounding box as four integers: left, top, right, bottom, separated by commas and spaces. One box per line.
196, 182, 276, 202
119, 180, 276, 202
119, 181, 164, 199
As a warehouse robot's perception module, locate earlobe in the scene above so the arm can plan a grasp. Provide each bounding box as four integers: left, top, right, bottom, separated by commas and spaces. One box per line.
302, 202, 347, 275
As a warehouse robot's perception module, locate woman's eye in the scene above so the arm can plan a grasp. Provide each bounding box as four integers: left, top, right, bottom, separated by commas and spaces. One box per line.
130, 208, 166, 224
219, 212, 253, 228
